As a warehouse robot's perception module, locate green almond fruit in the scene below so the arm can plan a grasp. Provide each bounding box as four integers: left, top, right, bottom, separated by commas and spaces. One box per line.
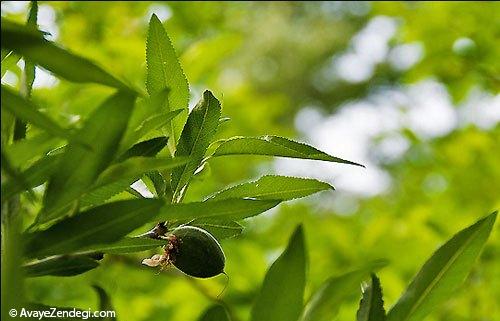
170, 226, 226, 278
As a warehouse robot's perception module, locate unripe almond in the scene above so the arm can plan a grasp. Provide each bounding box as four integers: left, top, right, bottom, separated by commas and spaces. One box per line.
170, 226, 225, 278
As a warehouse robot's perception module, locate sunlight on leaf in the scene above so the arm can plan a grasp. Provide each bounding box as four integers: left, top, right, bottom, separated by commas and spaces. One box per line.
213, 135, 364, 167
251, 225, 307, 321
146, 14, 189, 144
387, 212, 497, 321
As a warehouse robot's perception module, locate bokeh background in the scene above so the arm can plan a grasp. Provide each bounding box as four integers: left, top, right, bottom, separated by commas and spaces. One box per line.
2, 1, 499, 321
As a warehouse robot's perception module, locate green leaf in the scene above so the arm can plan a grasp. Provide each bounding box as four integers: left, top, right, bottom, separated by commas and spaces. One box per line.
121, 109, 182, 153
251, 225, 307, 321
3, 132, 61, 168
25, 199, 165, 258
357, 274, 386, 321
0, 150, 35, 202
301, 260, 388, 321
172, 90, 221, 200
1, 153, 60, 202
38, 91, 136, 223
146, 170, 167, 197
79, 137, 171, 207
198, 304, 231, 321
213, 135, 364, 167
1, 49, 9, 60
12, 0, 37, 140
77, 238, 166, 254
80, 178, 136, 208
1, 51, 20, 77
94, 156, 187, 189
1, 19, 132, 91
118, 136, 169, 161
24, 255, 99, 277
207, 175, 333, 202
146, 14, 189, 144
387, 212, 497, 321
155, 199, 280, 222
26, 1, 38, 27
1, 104, 16, 146
23, 0, 37, 98
1, 86, 80, 142
123, 90, 168, 142
92, 285, 117, 321
190, 219, 243, 240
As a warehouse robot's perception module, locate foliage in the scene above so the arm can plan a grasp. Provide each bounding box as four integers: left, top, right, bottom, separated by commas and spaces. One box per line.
1, 2, 498, 321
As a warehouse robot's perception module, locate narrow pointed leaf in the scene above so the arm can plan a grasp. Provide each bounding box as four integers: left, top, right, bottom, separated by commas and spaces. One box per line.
94, 156, 188, 189
133, 110, 182, 143
357, 274, 386, 321
13, 0, 38, 140
172, 90, 221, 199
77, 238, 166, 255
1, 19, 132, 91
213, 135, 364, 167
387, 212, 497, 321
146, 14, 189, 143
121, 109, 182, 153
26, 1, 38, 29
1, 86, 79, 142
23, 0, 37, 97
1, 51, 20, 77
145, 171, 166, 196
301, 260, 388, 321
1, 49, 9, 60
208, 175, 333, 202
81, 138, 170, 208
24, 255, 99, 277
3, 132, 61, 168
118, 136, 169, 161
38, 91, 136, 223
251, 225, 307, 321
0, 150, 36, 201
198, 304, 231, 321
156, 199, 280, 222
122, 90, 168, 145
1, 153, 60, 202
25, 199, 165, 258
80, 178, 136, 208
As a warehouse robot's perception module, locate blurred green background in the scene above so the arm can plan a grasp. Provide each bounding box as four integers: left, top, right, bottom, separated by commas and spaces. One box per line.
2, 1, 499, 320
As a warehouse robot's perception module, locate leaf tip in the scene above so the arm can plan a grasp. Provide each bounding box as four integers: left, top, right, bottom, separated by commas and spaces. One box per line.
202, 89, 216, 100
293, 224, 305, 240
326, 182, 335, 191
484, 210, 498, 226
149, 13, 161, 25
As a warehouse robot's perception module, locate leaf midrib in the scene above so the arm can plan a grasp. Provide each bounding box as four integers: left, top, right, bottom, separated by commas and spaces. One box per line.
223, 136, 325, 159
166, 200, 278, 218
174, 96, 212, 194
266, 137, 311, 158
195, 223, 242, 230
214, 186, 329, 200
149, 22, 177, 143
